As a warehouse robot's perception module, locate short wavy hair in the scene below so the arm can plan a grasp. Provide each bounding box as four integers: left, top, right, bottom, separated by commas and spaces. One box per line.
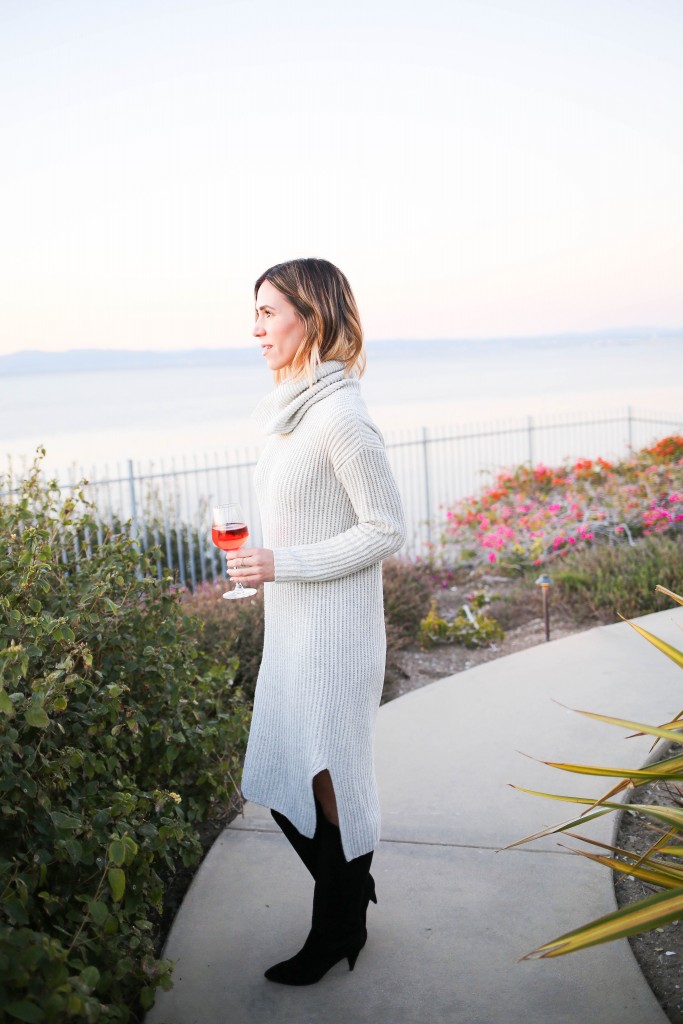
254, 258, 366, 385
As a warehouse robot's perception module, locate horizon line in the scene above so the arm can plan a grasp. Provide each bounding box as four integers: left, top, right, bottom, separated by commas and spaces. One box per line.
2, 324, 682, 360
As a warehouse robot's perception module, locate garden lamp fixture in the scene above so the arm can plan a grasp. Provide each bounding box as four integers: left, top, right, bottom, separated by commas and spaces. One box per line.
535, 574, 553, 642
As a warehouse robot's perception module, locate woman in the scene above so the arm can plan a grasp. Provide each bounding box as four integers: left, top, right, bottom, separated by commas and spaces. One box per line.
227, 258, 406, 985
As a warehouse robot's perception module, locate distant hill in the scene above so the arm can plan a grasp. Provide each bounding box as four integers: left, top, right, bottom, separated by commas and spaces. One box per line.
0, 347, 257, 375
0, 328, 679, 376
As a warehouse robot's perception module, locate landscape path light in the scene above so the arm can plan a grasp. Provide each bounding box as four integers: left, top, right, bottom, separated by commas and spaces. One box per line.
535, 573, 553, 642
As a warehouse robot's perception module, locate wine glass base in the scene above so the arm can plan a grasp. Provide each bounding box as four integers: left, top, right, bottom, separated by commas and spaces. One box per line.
223, 588, 257, 599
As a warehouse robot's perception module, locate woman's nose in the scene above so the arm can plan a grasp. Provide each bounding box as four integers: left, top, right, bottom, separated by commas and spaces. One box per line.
253, 319, 265, 337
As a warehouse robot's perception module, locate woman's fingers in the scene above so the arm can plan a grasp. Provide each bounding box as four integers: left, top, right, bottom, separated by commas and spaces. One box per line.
226, 547, 275, 584
228, 545, 255, 566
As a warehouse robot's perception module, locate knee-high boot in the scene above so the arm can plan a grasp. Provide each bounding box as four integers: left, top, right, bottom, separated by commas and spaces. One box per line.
270, 801, 377, 916
270, 805, 320, 878
264, 814, 374, 985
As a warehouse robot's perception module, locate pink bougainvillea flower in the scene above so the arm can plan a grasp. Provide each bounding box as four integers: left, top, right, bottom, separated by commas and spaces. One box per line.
435, 439, 682, 571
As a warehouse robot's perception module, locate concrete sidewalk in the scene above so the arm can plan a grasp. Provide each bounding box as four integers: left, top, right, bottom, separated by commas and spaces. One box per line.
147, 608, 683, 1024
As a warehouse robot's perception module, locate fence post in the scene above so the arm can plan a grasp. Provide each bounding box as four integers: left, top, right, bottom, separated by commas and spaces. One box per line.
127, 459, 143, 579
127, 459, 139, 539
527, 416, 534, 466
422, 427, 432, 546
182, 456, 198, 590
627, 406, 633, 450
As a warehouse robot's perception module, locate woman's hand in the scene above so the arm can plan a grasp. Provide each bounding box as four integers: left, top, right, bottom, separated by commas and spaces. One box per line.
227, 547, 275, 586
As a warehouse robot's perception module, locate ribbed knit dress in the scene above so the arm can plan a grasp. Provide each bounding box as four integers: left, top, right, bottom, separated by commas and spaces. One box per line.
240, 358, 406, 862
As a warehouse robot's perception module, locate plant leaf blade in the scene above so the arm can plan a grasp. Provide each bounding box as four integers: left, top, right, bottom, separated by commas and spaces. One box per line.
619, 616, 683, 670
522, 886, 683, 959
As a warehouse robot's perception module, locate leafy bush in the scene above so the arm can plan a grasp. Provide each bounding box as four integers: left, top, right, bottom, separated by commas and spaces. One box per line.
0, 451, 251, 1021
382, 558, 433, 651
554, 534, 683, 623
432, 437, 683, 574
181, 583, 265, 701
419, 593, 505, 649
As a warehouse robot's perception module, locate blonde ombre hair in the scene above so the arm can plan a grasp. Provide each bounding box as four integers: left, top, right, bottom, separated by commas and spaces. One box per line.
254, 258, 366, 386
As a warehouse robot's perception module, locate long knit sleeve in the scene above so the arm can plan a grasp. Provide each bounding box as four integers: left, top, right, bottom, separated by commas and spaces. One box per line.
272, 443, 406, 583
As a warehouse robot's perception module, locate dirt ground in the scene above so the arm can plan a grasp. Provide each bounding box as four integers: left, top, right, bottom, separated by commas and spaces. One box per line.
381, 574, 591, 703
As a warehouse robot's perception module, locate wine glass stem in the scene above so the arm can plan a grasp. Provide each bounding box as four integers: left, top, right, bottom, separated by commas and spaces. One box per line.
227, 566, 244, 595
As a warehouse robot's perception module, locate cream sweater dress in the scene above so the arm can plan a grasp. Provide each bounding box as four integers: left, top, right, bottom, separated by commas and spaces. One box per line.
240, 359, 406, 861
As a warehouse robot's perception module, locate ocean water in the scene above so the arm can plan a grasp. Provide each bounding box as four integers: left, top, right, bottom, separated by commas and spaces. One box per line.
3, 335, 682, 480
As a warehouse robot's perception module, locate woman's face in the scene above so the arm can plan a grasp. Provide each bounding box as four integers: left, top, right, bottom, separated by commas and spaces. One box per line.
253, 279, 306, 373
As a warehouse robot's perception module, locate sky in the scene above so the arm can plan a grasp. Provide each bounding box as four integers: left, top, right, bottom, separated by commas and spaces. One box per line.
1, 0, 682, 356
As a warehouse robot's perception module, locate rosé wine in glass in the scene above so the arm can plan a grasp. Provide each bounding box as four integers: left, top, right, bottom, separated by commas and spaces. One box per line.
211, 503, 256, 599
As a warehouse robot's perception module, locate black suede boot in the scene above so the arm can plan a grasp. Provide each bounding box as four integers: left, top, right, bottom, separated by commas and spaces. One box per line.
264, 814, 374, 985
270, 806, 319, 877
270, 801, 377, 920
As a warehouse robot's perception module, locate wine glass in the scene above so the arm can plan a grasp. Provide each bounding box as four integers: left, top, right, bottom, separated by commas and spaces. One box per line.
211, 502, 257, 600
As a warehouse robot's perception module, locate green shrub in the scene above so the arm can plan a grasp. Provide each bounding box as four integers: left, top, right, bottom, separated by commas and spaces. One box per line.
0, 450, 251, 1021
182, 583, 265, 701
382, 557, 434, 651
419, 594, 505, 649
554, 535, 683, 623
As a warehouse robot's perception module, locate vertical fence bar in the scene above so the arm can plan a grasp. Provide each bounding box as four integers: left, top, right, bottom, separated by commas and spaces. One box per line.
194, 455, 207, 586
421, 426, 432, 548
90, 465, 103, 549
205, 453, 219, 582
127, 460, 138, 539
160, 461, 174, 575
117, 463, 126, 528
182, 457, 197, 590
59, 525, 68, 565
103, 465, 113, 533
152, 475, 163, 580
67, 467, 81, 571
173, 461, 186, 588
138, 461, 149, 555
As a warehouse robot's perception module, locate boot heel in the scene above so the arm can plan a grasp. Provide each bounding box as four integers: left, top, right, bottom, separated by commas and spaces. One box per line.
347, 950, 359, 972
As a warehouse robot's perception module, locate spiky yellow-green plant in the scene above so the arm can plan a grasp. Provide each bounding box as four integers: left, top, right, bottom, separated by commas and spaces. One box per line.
508, 585, 683, 959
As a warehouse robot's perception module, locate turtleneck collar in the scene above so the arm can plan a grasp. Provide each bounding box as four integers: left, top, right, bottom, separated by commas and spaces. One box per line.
251, 359, 359, 435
